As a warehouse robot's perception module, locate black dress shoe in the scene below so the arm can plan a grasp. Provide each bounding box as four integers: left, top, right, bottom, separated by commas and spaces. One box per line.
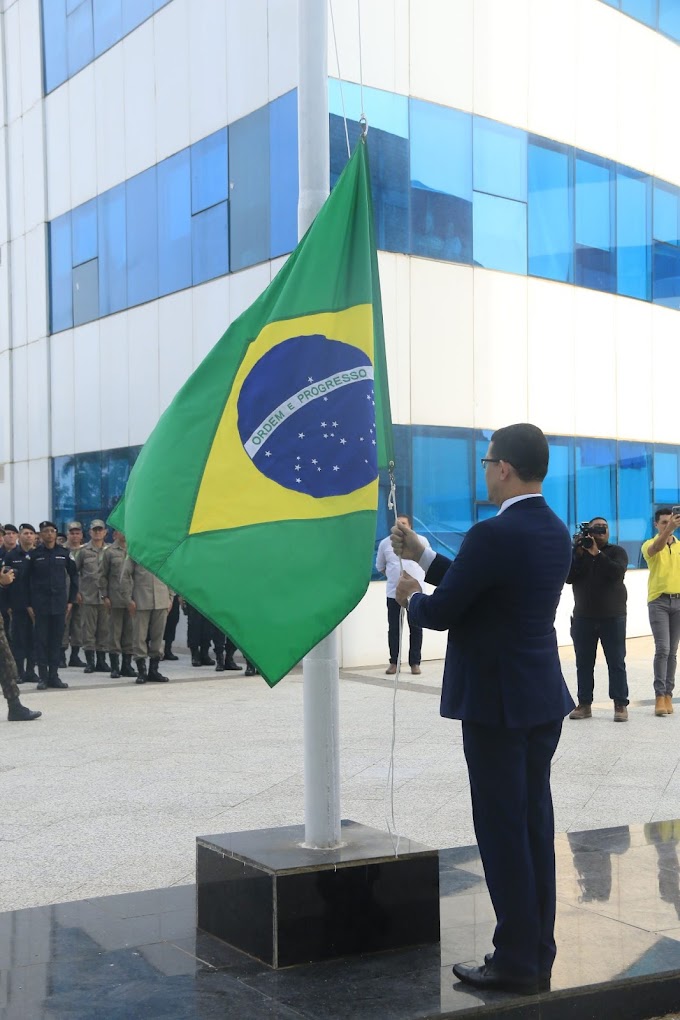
36, 680, 47, 691
224, 659, 242, 670
47, 678, 69, 689
245, 666, 256, 676
163, 648, 179, 661
452, 962, 549, 995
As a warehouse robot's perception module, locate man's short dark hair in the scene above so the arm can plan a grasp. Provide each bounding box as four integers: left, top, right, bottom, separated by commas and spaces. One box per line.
589, 516, 608, 525
490, 423, 549, 483
398, 513, 412, 527
656, 507, 673, 522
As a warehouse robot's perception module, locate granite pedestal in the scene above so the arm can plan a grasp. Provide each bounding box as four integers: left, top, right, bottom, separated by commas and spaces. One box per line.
196, 819, 440, 967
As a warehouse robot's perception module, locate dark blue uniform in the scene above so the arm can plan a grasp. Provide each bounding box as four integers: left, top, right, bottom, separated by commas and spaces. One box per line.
3, 545, 35, 680
26, 546, 78, 683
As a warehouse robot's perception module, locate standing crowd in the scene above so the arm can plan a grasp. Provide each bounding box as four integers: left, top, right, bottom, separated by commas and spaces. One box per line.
0, 519, 259, 722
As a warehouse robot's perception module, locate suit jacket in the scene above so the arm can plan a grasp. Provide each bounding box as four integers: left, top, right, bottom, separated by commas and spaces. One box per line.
409, 496, 574, 728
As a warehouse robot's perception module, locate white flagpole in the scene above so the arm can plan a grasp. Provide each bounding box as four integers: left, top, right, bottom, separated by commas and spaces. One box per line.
298, 0, 341, 850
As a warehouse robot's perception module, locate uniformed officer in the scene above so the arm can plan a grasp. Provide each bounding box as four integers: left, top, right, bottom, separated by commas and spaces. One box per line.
99, 530, 137, 679
4, 524, 38, 682
0, 568, 41, 721
185, 603, 215, 667
75, 520, 110, 674
26, 521, 79, 689
0, 524, 18, 634
61, 522, 85, 666
120, 557, 173, 683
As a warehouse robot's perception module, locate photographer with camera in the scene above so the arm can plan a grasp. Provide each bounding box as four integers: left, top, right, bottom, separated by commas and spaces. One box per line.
567, 517, 629, 722
641, 507, 680, 716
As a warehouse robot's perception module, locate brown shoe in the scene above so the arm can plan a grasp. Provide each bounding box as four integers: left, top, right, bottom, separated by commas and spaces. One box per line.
655, 696, 668, 716
411, 665, 421, 675
385, 664, 397, 675
613, 703, 628, 722
569, 704, 592, 720
667, 695, 674, 715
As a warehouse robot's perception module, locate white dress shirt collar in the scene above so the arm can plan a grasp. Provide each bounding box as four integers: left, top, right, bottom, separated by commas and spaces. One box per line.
496, 493, 543, 516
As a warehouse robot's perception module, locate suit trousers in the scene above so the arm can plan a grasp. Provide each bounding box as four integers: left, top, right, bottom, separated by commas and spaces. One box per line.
0, 614, 20, 704
80, 603, 110, 652
387, 596, 422, 666
9, 609, 34, 670
34, 612, 66, 677
133, 609, 168, 659
109, 607, 133, 654
61, 603, 82, 649
462, 718, 563, 981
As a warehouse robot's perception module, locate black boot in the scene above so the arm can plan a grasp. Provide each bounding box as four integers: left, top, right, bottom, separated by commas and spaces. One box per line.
109, 653, 121, 679
147, 658, 169, 682
163, 643, 179, 661
84, 650, 96, 674
224, 657, 242, 671
191, 649, 201, 667
23, 660, 39, 682
95, 651, 109, 672
36, 666, 48, 690
47, 670, 68, 689
15, 659, 26, 684
245, 661, 256, 677
135, 658, 147, 684
68, 646, 86, 667
59, 650, 67, 668
214, 651, 225, 672
121, 653, 137, 678
199, 647, 215, 666
7, 698, 42, 722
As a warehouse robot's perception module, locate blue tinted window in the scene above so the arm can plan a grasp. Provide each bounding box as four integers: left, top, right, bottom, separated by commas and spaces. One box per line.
75, 451, 103, 511
270, 90, 299, 259
655, 448, 680, 504
412, 429, 474, 557
66, 0, 94, 78
157, 150, 192, 295
121, 0, 152, 34
575, 154, 615, 292
103, 446, 141, 511
618, 442, 653, 564
42, 0, 68, 93
126, 167, 158, 307
528, 139, 573, 283
575, 438, 616, 527
52, 455, 75, 520
229, 105, 270, 272
410, 100, 472, 262
653, 183, 680, 244
601, 0, 620, 6
660, 0, 680, 40
98, 183, 127, 315
617, 168, 652, 300
71, 198, 97, 266
192, 202, 229, 285
72, 257, 99, 325
191, 130, 228, 215
653, 242, 680, 308
49, 213, 73, 333
473, 118, 527, 202
473, 193, 527, 274
622, 0, 657, 24
544, 437, 575, 533
93, 0, 122, 56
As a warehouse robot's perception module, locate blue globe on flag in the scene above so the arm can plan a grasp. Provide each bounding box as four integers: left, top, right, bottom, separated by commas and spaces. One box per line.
237, 334, 378, 498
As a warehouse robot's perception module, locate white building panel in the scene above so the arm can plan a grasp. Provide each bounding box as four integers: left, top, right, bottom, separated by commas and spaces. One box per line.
123, 19, 156, 180
27, 336, 49, 459
574, 0, 618, 165
22, 102, 45, 233
188, 0, 228, 144
50, 328, 76, 456
527, 0, 576, 146
573, 288, 617, 439
473, 269, 528, 429
154, 0, 191, 164
11, 342, 29, 461
192, 275, 230, 366
24, 224, 47, 344
27, 456, 50, 521
127, 303, 160, 446
73, 320, 102, 452
99, 314, 130, 451
7, 116, 25, 240
4, 0, 22, 124
473, 0, 529, 131
226, 0, 269, 123
378, 252, 411, 425
94, 44, 126, 194
68, 66, 97, 209
158, 289, 194, 413
45, 84, 72, 220
267, 0, 298, 101
615, 298, 654, 442
409, 0, 473, 112
9, 233, 27, 348
527, 278, 576, 438
18, 0, 42, 115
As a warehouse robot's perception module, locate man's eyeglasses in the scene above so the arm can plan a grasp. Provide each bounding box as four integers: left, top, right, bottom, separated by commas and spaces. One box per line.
480, 458, 501, 469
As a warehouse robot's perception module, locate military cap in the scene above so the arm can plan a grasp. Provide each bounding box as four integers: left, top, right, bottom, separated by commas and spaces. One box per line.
57, 531, 67, 541
90, 519, 106, 529
3, 524, 18, 533
39, 520, 57, 531
67, 521, 83, 531
19, 523, 35, 533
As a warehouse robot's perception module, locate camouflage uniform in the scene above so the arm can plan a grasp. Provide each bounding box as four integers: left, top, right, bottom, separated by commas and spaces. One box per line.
74, 542, 110, 651
0, 613, 20, 704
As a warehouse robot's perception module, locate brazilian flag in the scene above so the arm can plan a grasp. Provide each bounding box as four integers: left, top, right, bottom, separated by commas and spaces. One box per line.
109, 140, 393, 685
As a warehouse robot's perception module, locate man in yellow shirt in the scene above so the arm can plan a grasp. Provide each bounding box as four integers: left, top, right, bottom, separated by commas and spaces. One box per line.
641, 507, 680, 716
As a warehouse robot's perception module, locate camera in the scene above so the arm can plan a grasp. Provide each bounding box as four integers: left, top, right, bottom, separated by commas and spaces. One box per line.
576, 522, 607, 550
672, 506, 680, 517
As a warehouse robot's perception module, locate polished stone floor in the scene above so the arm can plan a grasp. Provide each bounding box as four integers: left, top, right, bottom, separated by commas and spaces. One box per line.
5, 822, 680, 1019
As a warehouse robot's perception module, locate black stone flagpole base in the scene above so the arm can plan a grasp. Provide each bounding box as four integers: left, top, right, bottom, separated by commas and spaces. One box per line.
196, 819, 440, 968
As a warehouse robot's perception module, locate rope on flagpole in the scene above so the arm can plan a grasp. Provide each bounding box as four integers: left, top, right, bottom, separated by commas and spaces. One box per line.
329, 0, 351, 159
357, 0, 366, 125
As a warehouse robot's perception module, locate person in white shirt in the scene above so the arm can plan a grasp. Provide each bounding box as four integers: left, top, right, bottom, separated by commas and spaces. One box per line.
375, 514, 429, 675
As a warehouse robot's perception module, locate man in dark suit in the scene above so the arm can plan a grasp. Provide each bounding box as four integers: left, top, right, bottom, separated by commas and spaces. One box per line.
394, 423, 573, 995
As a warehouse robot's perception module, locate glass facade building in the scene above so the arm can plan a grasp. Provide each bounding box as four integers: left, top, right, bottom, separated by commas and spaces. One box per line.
601, 0, 680, 43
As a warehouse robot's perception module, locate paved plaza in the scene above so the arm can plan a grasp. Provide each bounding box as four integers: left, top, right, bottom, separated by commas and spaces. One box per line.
2, 635, 679, 916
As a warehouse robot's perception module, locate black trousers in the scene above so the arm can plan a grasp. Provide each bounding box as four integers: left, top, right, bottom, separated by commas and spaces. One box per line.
34, 612, 66, 678
462, 718, 563, 981
186, 605, 211, 651
571, 615, 628, 705
387, 596, 422, 666
164, 595, 180, 644
9, 609, 34, 669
